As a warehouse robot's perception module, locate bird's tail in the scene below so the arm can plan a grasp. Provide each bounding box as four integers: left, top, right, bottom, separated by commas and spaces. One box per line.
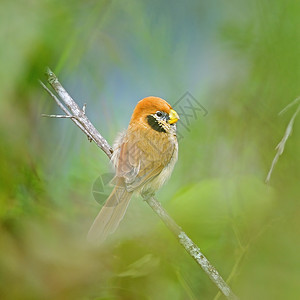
87, 184, 133, 243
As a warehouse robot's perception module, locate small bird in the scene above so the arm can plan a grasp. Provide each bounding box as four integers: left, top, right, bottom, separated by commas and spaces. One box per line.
87, 96, 179, 242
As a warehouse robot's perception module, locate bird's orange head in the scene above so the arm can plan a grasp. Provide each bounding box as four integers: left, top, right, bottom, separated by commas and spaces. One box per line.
130, 97, 179, 131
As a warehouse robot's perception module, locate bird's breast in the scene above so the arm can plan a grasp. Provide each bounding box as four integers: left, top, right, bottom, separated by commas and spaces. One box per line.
112, 124, 178, 196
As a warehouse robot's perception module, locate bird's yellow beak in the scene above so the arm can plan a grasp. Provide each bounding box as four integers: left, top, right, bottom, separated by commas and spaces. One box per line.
168, 109, 180, 124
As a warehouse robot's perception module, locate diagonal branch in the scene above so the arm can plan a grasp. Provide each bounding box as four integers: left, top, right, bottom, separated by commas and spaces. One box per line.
145, 196, 237, 299
41, 67, 238, 300
43, 68, 113, 158
265, 99, 300, 183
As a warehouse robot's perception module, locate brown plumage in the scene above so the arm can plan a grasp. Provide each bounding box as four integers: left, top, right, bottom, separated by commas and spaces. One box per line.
87, 96, 179, 242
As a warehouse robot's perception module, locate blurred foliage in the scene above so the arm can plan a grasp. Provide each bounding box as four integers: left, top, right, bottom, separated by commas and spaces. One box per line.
0, 0, 299, 299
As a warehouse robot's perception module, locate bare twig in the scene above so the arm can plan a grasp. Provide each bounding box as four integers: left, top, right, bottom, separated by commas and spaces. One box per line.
265, 99, 300, 183
278, 96, 300, 115
41, 114, 75, 119
43, 67, 113, 158
40, 79, 94, 141
41, 67, 238, 300
39, 80, 71, 114
145, 196, 238, 299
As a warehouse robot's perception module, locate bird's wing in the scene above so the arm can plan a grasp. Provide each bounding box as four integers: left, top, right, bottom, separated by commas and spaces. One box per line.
115, 130, 171, 192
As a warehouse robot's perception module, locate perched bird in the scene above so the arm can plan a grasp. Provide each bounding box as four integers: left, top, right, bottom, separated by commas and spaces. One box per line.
87, 97, 179, 242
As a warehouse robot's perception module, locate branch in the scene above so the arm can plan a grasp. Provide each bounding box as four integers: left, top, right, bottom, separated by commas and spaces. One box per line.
145, 197, 238, 299
265, 98, 300, 183
42, 68, 113, 158
41, 67, 238, 300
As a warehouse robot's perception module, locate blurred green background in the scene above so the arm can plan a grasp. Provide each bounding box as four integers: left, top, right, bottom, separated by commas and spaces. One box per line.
0, 0, 299, 299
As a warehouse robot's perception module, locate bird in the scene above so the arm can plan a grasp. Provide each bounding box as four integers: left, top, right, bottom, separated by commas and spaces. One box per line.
87, 96, 180, 242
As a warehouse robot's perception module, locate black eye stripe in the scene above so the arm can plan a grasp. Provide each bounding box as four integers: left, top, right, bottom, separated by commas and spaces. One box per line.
146, 115, 167, 133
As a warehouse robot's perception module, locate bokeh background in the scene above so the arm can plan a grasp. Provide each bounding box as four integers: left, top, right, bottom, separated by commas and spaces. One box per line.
0, 0, 299, 299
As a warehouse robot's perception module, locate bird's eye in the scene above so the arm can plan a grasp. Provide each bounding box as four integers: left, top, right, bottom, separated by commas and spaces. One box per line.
156, 111, 163, 117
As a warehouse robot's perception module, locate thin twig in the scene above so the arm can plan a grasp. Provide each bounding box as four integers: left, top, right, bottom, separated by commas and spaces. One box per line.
42, 68, 113, 158
265, 100, 300, 183
145, 196, 238, 299
41, 114, 76, 119
278, 96, 300, 115
41, 67, 238, 299
39, 80, 71, 115
40, 80, 93, 141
